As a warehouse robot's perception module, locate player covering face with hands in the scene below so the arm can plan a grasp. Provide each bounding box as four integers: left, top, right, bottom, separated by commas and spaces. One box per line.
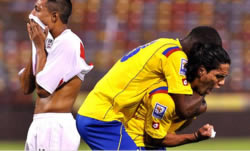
19, 0, 93, 150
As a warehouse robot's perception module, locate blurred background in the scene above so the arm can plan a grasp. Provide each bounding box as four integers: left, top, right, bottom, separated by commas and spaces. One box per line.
0, 0, 250, 150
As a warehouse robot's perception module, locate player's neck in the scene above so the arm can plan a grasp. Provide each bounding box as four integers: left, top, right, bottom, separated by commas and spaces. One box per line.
51, 24, 68, 38
180, 38, 191, 54
180, 39, 189, 54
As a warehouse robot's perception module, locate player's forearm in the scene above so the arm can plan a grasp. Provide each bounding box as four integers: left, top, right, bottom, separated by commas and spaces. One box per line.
171, 92, 204, 119
35, 48, 47, 74
35, 48, 50, 98
19, 55, 35, 94
163, 124, 215, 147
144, 132, 197, 147
161, 133, 197, 147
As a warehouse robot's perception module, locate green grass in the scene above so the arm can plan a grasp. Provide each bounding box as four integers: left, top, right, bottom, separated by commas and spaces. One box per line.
0, 138, 249, 150
168, 138, 250, 150
0, 140, 91, 150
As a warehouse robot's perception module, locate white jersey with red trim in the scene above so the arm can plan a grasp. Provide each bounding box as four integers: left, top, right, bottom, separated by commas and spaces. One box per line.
34, 29, 93, 94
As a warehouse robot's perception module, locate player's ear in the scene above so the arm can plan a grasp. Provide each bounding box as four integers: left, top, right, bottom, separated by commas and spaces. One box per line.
51, 11, 58, 23
197, 66, 206, 77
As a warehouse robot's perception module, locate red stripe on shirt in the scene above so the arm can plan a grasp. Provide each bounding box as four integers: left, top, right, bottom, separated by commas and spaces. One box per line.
80, 43, 85, 59
58, 78, 64, 87
149, 89, 168, 97
165, 48, 181, 57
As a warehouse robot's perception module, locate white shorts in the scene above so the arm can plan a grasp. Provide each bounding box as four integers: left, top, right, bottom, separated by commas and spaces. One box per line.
25, 113, 80, 151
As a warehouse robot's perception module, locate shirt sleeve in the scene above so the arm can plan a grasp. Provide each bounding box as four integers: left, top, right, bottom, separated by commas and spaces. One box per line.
161, 50, 193, 95
145, 92, 176, 139
36, 41, 93, 94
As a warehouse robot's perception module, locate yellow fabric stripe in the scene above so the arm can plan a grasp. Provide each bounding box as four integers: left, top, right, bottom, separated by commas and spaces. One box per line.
117, 124, 123, 150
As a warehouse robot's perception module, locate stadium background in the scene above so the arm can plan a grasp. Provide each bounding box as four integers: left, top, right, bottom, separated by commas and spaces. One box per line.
0, 0, 249, 150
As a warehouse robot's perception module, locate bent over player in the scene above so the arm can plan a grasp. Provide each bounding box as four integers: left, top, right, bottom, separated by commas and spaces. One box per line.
126, 44, 231, 150
76, 26, 224, 150
18, 0, 93, 150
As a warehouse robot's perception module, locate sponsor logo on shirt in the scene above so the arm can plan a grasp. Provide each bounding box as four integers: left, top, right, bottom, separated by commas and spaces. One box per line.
153, 103, 167, 119
182, 78, 188, 86
180, 58, 187, 75
152, 121, 160, 129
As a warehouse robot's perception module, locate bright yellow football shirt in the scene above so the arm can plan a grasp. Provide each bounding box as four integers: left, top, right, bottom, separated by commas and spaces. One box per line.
78, 38, 192, 123
126, 81, 188, 147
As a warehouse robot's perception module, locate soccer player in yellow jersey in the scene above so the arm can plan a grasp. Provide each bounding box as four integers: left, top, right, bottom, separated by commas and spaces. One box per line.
76, 27, 227, 150
125, 81, 205, 150
126, 44, 230, 150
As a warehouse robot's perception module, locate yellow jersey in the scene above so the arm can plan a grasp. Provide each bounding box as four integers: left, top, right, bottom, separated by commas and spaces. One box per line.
126, 81, 188, 147
78, 38, 192, 123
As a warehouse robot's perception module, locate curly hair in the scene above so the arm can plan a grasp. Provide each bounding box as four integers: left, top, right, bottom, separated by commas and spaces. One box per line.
185, 43, 231, 82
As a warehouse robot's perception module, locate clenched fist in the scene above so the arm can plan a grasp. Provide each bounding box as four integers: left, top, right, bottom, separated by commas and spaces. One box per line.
194, 124, 215, 141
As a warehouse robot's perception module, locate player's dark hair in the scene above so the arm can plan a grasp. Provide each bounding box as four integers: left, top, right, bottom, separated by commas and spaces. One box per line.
185, 43, 231, 82
186, 26, 222, 46
46, 0, 72, 24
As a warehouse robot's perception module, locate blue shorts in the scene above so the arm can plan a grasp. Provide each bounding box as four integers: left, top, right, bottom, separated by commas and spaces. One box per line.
76, 114, 137, 150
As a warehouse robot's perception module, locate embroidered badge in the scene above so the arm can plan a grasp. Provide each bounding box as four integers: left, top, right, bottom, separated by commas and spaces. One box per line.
153, 103, 167, 119
46, 38, 53, 49
180, 59, 187, 75
152, 121, 160, 129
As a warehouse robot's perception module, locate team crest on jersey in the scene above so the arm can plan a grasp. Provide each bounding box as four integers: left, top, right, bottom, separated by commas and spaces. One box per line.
152, 121, 160, 129
180, 58, 187, 75
153, 103, 167, 119
46, 38, 53, 49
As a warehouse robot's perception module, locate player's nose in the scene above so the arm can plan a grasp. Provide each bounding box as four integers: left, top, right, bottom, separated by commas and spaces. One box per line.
214, 79, 225, 88
218, 79, 225, 86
